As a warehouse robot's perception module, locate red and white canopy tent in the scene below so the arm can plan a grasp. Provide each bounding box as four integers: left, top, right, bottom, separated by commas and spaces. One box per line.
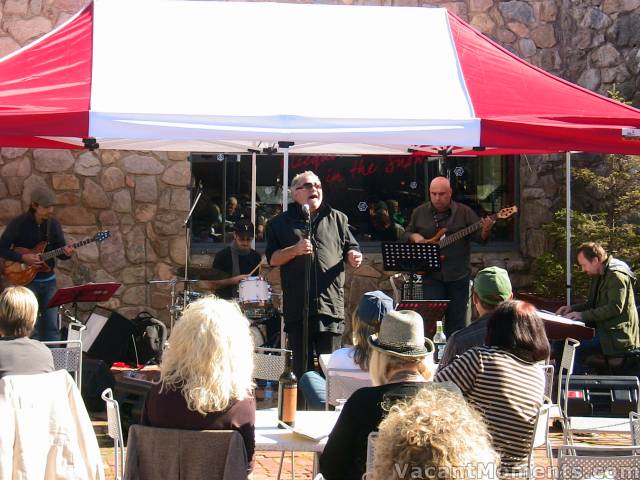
2, 0, 640, 301
2, 0, 640, 155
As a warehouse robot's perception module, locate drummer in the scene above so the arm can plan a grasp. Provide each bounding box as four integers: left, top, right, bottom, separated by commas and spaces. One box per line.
210, 219, 262, 300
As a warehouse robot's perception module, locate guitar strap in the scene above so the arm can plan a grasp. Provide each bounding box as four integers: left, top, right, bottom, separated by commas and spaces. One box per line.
432, 208, 451, 229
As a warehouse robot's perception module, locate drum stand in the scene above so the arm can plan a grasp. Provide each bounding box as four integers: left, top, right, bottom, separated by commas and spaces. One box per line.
148, 278, 199, 330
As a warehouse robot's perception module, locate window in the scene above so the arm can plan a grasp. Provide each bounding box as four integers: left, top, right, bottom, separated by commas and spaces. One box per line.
190, 153, 517, 247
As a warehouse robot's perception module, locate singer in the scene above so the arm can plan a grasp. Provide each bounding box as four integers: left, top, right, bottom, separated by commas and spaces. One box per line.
266, 171, 362, 379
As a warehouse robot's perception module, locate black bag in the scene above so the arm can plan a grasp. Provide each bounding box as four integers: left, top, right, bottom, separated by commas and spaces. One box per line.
126, 311, 167, 366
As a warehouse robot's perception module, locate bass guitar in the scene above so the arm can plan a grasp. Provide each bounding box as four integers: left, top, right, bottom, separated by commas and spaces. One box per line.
424, 206, 518, 248
2, 230, 111, 286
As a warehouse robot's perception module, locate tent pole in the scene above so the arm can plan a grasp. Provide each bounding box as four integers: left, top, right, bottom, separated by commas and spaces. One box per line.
251, 151, 257, 249
282, 148, 289, 212
566, 151, 572, 306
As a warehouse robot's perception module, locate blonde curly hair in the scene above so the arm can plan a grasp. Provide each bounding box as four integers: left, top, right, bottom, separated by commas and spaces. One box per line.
370, 387, 499, 480
160, 296, 254, 414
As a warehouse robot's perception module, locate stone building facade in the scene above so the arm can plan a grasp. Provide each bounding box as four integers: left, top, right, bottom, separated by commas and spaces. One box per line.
1, 0, 638, 323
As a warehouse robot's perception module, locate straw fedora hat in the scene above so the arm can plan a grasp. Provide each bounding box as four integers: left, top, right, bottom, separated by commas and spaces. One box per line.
367, 310, 434, 358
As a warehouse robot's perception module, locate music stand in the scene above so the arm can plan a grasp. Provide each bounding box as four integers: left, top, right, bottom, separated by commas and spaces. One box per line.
382, 242, 441, 272
382, 242, 441, 303
397, 300, 449, 338
47, 282, 121, 323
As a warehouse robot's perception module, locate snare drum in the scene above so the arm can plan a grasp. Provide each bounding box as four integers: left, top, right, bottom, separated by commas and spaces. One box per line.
238, 277, 272, 308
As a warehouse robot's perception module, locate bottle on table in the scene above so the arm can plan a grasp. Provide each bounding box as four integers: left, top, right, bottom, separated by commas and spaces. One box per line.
277, 350, 297, 429
433, 320, 447, 364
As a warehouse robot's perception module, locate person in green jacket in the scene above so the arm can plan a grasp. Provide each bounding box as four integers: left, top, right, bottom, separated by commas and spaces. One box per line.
556, 242, 639, 373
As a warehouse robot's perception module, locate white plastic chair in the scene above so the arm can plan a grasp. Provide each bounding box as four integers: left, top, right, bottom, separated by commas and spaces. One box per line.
101, 388, 125, 480
558, 445, 640, 480
42, 339, 83, 390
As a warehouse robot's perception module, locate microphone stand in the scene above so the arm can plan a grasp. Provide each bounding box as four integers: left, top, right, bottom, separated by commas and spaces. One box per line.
182, 181, 203, 315
302, 207, 312, 376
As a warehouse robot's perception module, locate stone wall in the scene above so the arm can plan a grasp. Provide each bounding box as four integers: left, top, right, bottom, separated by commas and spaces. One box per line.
1, 0, 639, 324
0, 148, 190, 321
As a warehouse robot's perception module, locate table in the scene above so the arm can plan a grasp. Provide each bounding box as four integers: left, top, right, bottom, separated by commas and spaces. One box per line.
255, 408, 340, 478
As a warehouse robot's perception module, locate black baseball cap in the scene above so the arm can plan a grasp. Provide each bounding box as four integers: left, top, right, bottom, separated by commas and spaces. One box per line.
234, 219, 254, 238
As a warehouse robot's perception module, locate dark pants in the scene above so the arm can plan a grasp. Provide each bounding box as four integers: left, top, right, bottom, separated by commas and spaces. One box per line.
27, 277, 60, 342
286, 322, 341, 381
422, 275, 471, 337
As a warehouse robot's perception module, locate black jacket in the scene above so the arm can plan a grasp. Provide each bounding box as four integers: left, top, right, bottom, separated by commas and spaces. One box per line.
265, 202, 360, 323
0, 212, 69, 280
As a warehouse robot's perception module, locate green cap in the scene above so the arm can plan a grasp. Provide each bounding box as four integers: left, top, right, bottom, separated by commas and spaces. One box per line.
473, 266, 512, 305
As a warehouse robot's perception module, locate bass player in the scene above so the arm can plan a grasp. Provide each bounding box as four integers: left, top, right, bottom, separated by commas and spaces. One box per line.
0, 188, 74, 341
404, 176, 495, 336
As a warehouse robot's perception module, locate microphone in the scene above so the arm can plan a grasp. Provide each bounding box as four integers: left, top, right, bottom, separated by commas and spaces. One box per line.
302, 204, 310, 218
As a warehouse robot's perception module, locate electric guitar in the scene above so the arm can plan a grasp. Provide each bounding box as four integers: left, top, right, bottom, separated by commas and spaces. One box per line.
424, 206, 518, 248
2, 230, 111, 286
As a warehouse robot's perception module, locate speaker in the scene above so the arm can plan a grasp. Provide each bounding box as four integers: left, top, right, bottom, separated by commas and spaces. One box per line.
564, 375, 640, 418
84, 306, 137, 366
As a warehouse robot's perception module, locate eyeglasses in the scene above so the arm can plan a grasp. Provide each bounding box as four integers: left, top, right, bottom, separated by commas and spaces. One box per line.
295, 182, 322, 191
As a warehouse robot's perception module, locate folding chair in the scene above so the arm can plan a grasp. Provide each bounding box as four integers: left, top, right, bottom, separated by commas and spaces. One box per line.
557, 445, 640, 480
528, 403, 553, 474
125, 425, 247, 479
253, 347, 292, 480
102, 388, 125, 480
325, 369, 371, 410
544, 338, 579, 443
43, 339, 83, 390
365, 431, 378, 478
630, 411, 640, 445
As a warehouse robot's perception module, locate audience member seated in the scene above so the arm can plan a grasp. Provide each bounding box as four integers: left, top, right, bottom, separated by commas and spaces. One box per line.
435, 300, 548, 478
319, 310, 458, 480
438, 266, 513, 369
299, 291, 394, 409
141, 296, 256, 471
371, 387, 499, 480
0, 286, 54, 378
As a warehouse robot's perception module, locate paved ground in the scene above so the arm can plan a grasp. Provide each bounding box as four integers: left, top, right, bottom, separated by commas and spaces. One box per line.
95, 414, 631, 480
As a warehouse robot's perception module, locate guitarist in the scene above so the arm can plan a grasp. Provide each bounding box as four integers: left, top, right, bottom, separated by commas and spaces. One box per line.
0, 188, 74, 341
404, 176, 495, 337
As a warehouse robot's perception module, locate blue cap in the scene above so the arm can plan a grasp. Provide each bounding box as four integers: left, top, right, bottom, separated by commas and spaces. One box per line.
357, 291, 394, 326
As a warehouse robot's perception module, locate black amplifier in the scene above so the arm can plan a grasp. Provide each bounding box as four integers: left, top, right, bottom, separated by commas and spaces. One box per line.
563, 375, 639, 418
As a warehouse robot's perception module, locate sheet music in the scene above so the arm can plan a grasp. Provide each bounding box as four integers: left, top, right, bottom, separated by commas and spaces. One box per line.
537, 309, 586, 327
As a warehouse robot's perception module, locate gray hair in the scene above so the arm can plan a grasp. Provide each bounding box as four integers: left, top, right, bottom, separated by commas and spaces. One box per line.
290, 171, 320, 191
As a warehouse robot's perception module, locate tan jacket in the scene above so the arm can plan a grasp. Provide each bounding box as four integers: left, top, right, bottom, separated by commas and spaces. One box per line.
0, 370, 104, 480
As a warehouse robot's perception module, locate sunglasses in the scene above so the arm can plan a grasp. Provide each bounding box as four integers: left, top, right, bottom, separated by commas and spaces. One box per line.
295, 182, 322, 191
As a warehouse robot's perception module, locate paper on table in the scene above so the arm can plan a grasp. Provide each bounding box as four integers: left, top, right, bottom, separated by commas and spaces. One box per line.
537, 309, 586, 326
278, 413, 339, 441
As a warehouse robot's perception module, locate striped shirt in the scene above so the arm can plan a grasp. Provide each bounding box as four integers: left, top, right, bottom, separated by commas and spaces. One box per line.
434, 346, 545, 477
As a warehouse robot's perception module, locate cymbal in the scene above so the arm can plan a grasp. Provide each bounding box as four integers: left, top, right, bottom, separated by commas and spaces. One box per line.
175, 266, 230, 281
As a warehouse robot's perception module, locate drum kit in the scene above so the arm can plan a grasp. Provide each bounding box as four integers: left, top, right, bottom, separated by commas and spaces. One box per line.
149, 271, 280, 347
